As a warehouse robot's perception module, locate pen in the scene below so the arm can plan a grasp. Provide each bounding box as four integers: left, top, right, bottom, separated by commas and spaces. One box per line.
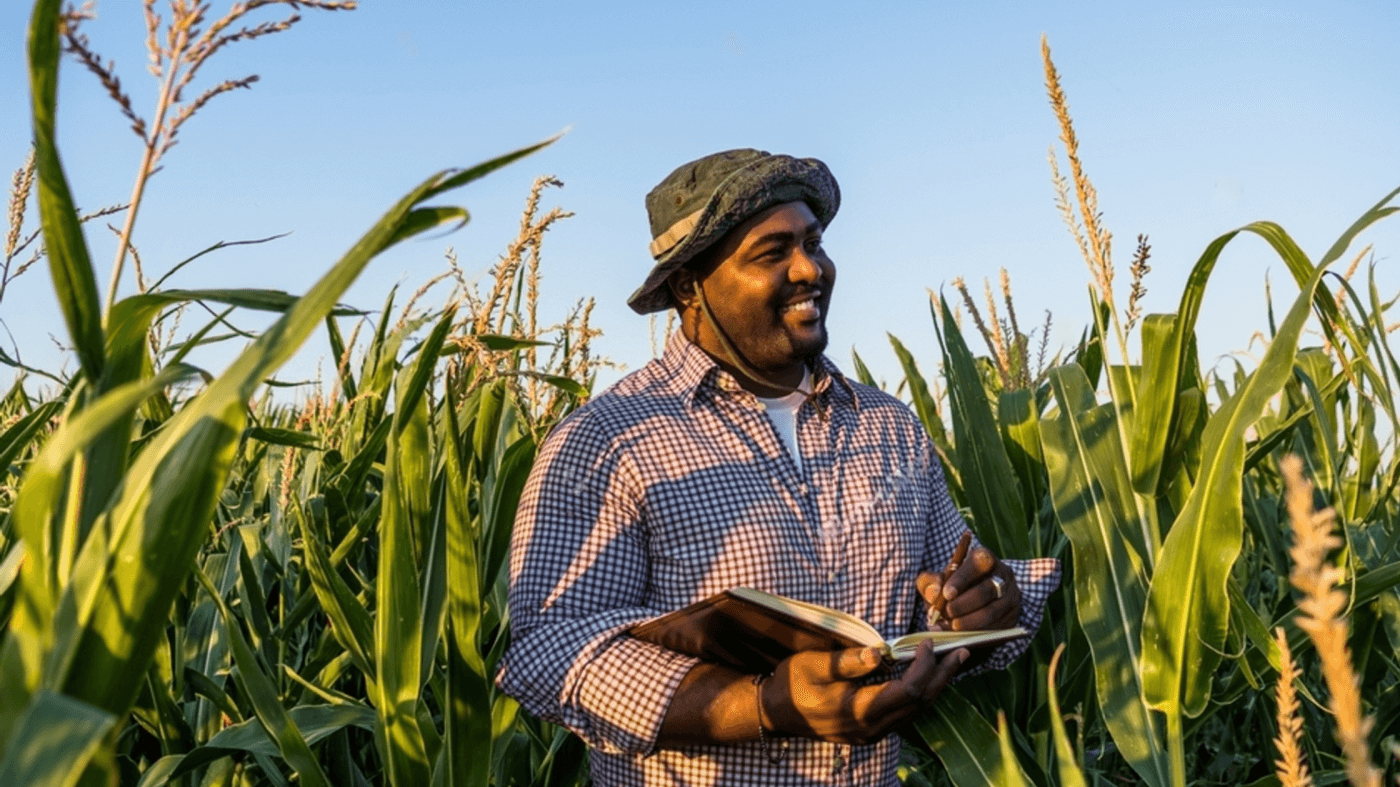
926, 531, 973, 629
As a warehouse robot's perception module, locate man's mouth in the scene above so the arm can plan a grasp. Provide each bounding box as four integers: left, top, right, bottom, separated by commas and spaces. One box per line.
780, 294, 822, 318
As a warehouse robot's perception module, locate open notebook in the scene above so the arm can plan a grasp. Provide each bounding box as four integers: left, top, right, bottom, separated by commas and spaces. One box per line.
630, 586, 1027, 673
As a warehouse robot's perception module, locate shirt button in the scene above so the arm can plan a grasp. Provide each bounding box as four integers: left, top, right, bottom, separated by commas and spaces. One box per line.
826, 570, 837, 583
797, 483, 809, 495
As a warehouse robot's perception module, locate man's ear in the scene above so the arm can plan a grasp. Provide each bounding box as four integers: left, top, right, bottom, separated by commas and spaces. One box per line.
667, 269, 698, 309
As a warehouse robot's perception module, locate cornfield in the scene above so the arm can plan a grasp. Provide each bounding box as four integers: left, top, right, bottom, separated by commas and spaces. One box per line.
3, 3, 1398, 786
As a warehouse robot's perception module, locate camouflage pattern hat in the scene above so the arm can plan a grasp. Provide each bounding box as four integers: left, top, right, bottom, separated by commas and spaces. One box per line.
627, 148, 840, 314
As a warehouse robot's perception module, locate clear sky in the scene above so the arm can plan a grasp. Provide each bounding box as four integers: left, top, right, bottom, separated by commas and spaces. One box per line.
2, 1, 1397, 397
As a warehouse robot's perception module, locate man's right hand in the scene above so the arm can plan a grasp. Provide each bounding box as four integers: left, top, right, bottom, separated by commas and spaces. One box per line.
761, 642, 968, 745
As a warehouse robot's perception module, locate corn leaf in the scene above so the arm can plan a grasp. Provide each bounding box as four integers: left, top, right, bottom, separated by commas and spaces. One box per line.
325, 315, 358, 400
164, 703, 375, 782
932, 299, 1031, 558
246, 427, 321, 449
2, 364, 198, 727
371, 312, 454, 786
300, 510, 376, 683
997, 388, 1045, 531
1046, 645, 1088, 787
850, 347, 878, 388
475, 334, 553, 351
916, 687, 1030, 786
0, 690, 115, 787
57, 141, 550, 722
133, 755, 185, 787
1041, 363, 1170, 787
195, 570, 331, 787
1140, 250, 1328, 718
889, 332, 947, 448
0, 545, 25, 599
0, 399, 62, 473
480, 436, 536, 598
1129, 314, 1179, 496
27, 0, 103, 383
441, 382, 493, 786
409, 314, 457, 689
994, 712, 1030, 787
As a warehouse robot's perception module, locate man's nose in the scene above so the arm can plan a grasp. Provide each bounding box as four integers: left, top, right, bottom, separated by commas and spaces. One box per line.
788, 248, 823, 283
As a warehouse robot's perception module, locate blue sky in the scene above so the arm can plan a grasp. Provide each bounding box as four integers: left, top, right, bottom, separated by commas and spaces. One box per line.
2, 1, 1397, 395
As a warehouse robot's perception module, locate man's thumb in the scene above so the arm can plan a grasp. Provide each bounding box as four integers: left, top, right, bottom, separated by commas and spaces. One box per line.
835, 647, 882, 678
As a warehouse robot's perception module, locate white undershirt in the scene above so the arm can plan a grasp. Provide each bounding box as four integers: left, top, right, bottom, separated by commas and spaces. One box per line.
756, 368, 812, 472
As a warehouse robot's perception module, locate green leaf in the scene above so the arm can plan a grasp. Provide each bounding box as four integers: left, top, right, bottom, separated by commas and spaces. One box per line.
472, 380, 506, 465
0, 544, 25, 599
534, 373, 588, 398
932, 299, 1031, 558
997, 388, 1045, 532
28, 0, 104, 383
3, 364, 198, 710
195, 571, 331, 787
475, 334, 553, 351
325, 315, 358, 401
915, 687, 1029, 786
158, 288, 364, 315
1140, 254, 1329, 718
889, 332, 946, 446
183, 668, 241, 728
442, 386, 492, 787
386, 206, 469, 247
1041, 363, 1170, 787
0, 399, 62, 474
299, 511, 377, 683
994, 712, 1029, 787
245, 426, 321, 449
133, 755, 185, 787
208, 702, 375, 752
1046, 646, 1088, 787
1129, 314, 1180, 495
406, 313, 458, 686
480, 436, 536, 597
372, 310, 454, 787
47, 141, 552, 724
850, 347, 878, 387
165, 704, 375, 781
0, 690, 115, 787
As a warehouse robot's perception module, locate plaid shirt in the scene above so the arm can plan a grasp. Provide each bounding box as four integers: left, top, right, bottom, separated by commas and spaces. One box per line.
498, 333, 1060, 786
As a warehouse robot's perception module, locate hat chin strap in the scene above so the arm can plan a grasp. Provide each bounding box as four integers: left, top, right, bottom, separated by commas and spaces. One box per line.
695, 282, 813, 399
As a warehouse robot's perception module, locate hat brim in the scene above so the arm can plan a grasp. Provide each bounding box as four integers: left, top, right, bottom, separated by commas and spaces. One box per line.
627, 156, 839, 315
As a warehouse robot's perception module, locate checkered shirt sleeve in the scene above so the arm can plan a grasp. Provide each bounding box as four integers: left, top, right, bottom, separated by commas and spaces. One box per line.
497, 411, 700, 755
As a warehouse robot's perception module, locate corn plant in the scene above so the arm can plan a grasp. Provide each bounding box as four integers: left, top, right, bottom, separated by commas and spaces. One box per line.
887, 38, 1400, 787
0, 2, 567, 784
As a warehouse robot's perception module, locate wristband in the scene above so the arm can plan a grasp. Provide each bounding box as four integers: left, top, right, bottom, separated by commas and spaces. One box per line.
752, 673, 790, 763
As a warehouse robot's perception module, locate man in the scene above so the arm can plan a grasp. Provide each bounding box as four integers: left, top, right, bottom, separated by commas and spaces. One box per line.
498, 149, 1060, 785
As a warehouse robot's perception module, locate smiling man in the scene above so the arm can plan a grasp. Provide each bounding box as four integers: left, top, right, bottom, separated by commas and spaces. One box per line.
498, 149, 1061, 786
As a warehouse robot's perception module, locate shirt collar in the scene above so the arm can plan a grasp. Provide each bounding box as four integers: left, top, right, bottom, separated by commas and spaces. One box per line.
659, 330, 860, 412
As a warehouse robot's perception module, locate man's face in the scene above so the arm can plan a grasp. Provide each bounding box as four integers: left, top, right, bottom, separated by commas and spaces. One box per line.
688, 201, 836, 377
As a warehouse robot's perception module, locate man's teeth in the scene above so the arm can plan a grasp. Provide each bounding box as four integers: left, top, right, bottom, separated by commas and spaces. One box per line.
781, 298, 819, 315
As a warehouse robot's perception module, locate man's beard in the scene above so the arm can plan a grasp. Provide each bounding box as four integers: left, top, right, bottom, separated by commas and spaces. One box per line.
749, 325, 827, 369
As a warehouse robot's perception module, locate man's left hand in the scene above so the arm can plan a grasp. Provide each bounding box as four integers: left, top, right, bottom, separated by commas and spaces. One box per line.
916, 545, 1020, 632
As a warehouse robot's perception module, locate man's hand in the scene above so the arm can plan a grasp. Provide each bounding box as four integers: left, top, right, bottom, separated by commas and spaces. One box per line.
917, 544, 1021, 632
657, 642, 966, 748
761, 643, 966, 745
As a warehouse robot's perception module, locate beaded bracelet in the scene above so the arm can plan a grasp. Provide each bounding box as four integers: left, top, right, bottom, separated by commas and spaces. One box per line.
752, 673, 790, 763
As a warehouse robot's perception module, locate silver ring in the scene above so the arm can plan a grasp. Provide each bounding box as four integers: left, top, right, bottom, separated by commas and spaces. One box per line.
990, 575, 1006, 600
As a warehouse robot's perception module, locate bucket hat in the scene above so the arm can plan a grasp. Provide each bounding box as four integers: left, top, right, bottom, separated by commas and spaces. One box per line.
627, 148, 840, 314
